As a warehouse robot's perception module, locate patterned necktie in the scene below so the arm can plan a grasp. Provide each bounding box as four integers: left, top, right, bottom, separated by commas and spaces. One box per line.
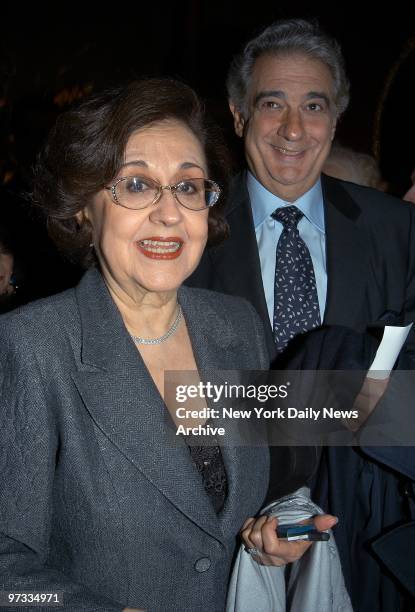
272, 206, 321, 353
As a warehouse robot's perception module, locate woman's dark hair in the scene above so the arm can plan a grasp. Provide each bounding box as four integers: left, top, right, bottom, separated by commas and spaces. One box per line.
33, 79, 230, 268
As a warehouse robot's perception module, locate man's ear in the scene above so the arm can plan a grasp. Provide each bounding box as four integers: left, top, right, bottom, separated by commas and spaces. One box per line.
229, 101, 246, 138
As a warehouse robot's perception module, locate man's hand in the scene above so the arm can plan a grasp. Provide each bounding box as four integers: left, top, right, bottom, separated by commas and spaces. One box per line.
241, 514, 338, 566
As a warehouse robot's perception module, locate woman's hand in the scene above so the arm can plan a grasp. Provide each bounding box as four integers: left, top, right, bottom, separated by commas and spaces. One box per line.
241, 514, 338, 566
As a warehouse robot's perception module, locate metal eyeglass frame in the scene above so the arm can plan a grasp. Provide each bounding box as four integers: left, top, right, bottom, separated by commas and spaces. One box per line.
104, 176, 221, 211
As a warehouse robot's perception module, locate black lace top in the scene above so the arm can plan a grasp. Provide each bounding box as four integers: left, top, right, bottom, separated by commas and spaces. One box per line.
185, 435, 228, 514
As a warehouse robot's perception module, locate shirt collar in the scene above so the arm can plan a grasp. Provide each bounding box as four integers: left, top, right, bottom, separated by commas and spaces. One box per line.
247, 171, 325, 233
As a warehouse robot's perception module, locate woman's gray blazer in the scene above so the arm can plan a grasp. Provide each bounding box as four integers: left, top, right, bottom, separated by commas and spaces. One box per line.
0, 268, 269, 612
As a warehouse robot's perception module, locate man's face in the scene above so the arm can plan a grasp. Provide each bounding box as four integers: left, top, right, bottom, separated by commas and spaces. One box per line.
231, 53, 338, 201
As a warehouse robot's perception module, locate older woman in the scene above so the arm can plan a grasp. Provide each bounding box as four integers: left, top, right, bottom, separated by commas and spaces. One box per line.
0, 80, 334, 612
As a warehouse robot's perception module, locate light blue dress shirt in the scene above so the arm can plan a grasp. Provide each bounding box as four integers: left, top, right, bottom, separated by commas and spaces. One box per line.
247, 172, 327, 326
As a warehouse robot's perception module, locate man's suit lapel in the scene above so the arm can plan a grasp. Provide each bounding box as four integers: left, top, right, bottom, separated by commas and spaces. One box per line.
71, 269, 258, 544
322, 175, 369, 329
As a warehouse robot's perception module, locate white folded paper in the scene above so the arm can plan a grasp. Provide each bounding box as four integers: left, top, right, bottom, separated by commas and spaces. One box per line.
368, 323, 413, 380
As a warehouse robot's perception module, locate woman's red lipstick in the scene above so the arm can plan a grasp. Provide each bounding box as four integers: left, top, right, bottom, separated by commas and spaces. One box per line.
136, 236, 184, 260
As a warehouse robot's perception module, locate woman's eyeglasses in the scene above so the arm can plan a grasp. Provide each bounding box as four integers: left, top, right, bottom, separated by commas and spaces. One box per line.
104, 176, 221, 211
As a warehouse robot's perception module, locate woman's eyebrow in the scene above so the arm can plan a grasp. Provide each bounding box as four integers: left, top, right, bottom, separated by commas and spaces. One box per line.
120, 160, 148, 169
120, 160, 205, 172
180, 162, 205, 171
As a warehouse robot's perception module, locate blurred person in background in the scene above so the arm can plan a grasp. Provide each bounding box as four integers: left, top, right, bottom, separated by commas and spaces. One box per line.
0, 234, 15, 306
0, 204, 20, 312
323, 143, 387, 190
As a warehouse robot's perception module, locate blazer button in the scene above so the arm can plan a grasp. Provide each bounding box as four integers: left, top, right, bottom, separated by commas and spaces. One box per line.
194, 557, 211, 572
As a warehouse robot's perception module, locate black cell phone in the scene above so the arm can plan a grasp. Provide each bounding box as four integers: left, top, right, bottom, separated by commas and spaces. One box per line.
276, 523, 330, 541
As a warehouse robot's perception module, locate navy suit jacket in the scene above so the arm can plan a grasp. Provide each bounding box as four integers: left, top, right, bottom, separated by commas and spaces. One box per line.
0, 268, 269, 612
188, 172, 415, 362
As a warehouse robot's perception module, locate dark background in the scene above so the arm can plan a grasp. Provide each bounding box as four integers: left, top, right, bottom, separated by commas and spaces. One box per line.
1, 1, 415, 301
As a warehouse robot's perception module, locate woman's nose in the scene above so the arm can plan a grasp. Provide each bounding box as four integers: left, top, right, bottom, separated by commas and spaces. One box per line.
149, 187, 183, 225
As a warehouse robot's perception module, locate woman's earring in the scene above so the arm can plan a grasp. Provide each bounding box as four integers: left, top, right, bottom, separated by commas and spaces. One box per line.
8, 274, 18, 294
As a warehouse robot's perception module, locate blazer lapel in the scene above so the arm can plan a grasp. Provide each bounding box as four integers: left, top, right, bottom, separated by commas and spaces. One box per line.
173, 286, 269, 533
322, 175, 370, 329
72, 270, 226, 543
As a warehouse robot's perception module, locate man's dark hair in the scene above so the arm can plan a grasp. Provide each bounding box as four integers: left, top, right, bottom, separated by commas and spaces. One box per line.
227, 18, 350, 118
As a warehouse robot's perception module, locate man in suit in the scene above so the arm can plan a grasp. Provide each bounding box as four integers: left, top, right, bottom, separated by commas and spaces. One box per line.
188, 18, 415, 610
190, 18, 415, 356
